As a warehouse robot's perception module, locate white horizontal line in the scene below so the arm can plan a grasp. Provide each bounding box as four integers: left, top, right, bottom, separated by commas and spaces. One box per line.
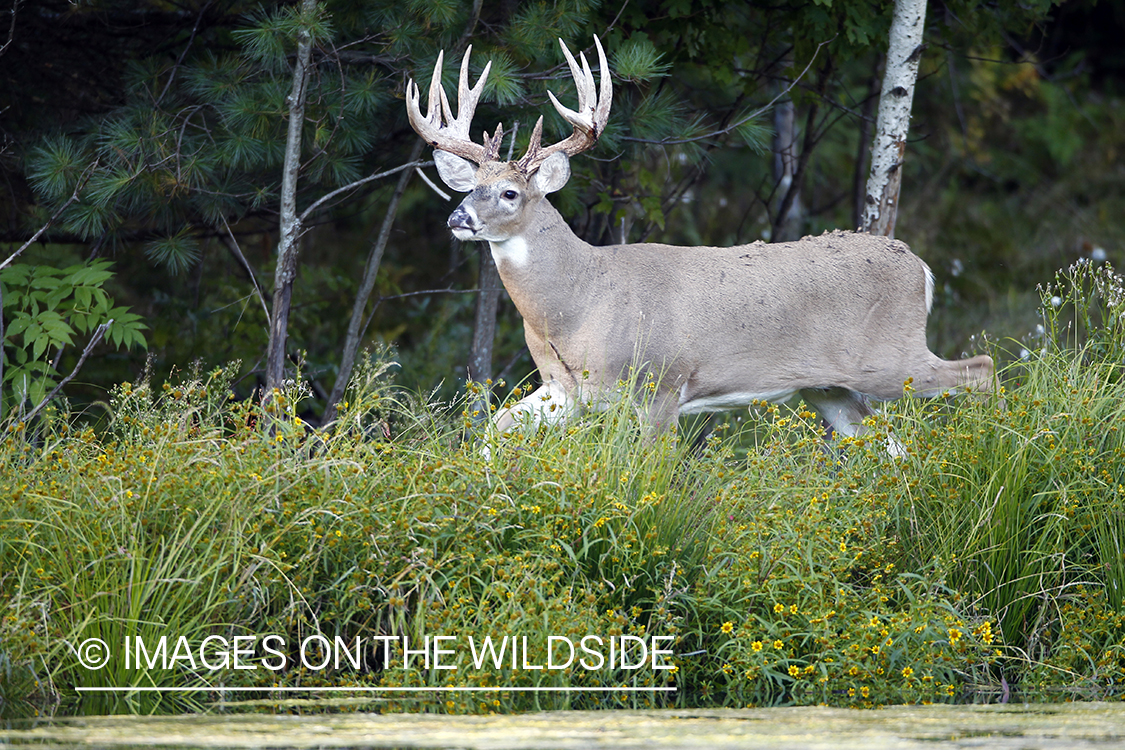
76, 686, 677, 693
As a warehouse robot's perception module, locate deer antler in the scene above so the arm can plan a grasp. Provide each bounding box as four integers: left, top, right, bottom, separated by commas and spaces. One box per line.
515, 37, 613, 175
406, 45, 503, 165
407, 38, 613, 174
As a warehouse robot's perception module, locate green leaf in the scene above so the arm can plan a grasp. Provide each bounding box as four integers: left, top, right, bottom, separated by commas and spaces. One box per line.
3, 360, 51, 384
132, 330, 149, 350
0, 265, 31, 288
29, 274, 63, 291
32, 334, 49, 361
5, 313, 31, 338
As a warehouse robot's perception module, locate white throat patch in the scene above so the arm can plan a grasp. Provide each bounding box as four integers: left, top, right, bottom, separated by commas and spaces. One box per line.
490, 236, 529, 268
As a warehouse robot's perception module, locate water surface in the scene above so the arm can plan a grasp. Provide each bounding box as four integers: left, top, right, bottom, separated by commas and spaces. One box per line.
3, 703, 1125, 749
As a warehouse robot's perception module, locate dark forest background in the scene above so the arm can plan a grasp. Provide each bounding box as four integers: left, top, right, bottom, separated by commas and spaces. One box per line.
2, 0, 1123, 422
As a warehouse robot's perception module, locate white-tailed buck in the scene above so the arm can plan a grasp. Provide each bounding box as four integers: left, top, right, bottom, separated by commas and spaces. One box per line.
406, 38, 994, 442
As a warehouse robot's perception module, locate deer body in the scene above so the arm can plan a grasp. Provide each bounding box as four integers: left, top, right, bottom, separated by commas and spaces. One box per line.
407, 39, 993, 440
475, 196, 991, 434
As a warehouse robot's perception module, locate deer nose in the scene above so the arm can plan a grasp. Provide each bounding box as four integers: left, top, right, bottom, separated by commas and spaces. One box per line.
448, 205, 476, 233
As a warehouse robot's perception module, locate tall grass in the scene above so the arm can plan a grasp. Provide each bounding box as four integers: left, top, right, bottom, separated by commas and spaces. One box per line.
890, 260, 1125, 698
3, 266, 1125, 716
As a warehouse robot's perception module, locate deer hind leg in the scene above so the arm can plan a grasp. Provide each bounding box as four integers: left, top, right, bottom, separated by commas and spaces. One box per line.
493, 379, 577, 432
800, 387, 907, 457
799, 387, 875, 440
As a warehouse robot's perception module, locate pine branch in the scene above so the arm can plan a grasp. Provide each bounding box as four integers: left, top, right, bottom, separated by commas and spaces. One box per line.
0, 157, 100, 273
621, 36, 836, 147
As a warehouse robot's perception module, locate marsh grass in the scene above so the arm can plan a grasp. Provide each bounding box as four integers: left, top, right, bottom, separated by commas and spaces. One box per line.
890, 260, 1125, 699
4, 266, 1125, 716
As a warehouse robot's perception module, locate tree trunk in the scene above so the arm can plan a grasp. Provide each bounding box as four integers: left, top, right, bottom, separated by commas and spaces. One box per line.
323, 139, 424, 424
467, 242, 502, 422
265, 0, 317, 392
772, 98, 803, 242
862, 0, 928, 238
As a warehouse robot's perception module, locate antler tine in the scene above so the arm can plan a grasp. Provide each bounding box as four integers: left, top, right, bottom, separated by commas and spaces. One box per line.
521, 116, 545, 164
405, 46, 493, 165
558, 39, 595, 124
517, 36, 613, 174
594, 36, 612, 128
448, 46, 491, 138
428, 50, 450, 122
482, 122, 505, 162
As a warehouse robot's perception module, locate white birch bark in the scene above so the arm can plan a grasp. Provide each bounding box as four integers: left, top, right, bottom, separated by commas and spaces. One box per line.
862, 0, 928, 238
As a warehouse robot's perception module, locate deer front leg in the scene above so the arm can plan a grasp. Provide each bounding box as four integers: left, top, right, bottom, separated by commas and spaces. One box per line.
493, 379, 577, 432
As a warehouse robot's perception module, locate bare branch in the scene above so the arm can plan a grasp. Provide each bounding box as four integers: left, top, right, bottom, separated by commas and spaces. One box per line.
157, 1, 213, 105
220, 216, 271, 327
0, 0, 21, 59
323, 140, 424, 424
414, 167, 450, 201
22, 320, 112, 425
298, 159, 432, 224
0, 158, 100, 273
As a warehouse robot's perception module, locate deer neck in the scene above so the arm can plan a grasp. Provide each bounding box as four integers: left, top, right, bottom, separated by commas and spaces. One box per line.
487, 200, 592, 331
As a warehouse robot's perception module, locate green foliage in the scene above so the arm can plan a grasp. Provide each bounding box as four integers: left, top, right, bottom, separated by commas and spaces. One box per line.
20, 1, 378, 265
7, 284, 1125, 716
8, 0, 1092, 422
233, 3, 336, 71
612, 38, 671, 83
143, 229, 202, 275
0, 260, 146, 416
888, 260, 1125, 697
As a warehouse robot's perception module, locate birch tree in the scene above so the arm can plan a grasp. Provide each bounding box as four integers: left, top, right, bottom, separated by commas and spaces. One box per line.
862, 0, 928, 238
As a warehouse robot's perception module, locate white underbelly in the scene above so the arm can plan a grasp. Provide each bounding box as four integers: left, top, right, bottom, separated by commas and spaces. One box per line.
678, 389, 797, 415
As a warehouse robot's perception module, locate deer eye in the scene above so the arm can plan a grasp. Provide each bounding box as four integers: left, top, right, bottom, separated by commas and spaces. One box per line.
502, 190, 518, 200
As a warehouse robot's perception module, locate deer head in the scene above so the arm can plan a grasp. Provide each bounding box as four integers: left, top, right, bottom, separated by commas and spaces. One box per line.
406, 38, 611, 244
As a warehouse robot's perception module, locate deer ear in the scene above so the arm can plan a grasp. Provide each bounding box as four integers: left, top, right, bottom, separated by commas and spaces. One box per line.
530, 151, 571, 195
434, 150, 478, 192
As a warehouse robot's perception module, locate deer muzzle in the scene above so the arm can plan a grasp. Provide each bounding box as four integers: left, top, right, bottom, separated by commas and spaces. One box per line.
448, 204, 478, 240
